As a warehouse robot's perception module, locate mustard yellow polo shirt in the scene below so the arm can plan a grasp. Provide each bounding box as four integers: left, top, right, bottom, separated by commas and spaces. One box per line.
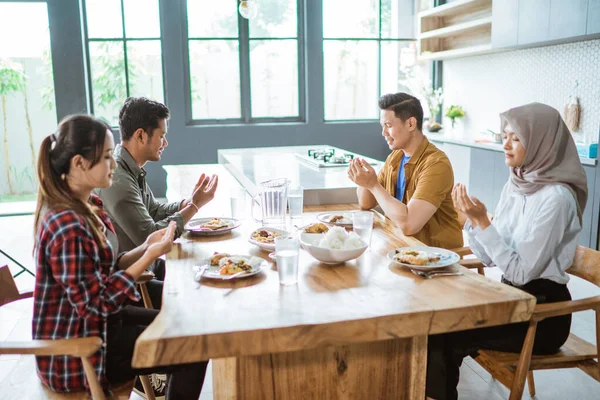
377, 137, 463, 249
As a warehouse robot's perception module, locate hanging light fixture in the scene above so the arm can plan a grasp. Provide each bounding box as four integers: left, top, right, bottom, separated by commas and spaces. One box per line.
239, 0, 259, 19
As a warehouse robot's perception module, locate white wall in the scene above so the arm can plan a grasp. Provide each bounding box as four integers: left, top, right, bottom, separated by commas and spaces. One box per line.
443, 39, 600, 144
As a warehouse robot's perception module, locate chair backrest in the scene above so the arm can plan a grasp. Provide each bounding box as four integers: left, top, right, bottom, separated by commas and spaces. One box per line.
567, 246, 600, 288
0, 265, 33, 306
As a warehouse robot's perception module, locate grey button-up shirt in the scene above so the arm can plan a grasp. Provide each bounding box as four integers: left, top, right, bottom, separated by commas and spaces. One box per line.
96, 145, 184, 252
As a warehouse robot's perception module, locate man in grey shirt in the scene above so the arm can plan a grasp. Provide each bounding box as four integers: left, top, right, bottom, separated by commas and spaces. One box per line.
97, 97, 218, 306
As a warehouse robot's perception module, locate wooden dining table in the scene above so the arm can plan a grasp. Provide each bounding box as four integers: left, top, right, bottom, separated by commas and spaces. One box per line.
132, 165, 535, 399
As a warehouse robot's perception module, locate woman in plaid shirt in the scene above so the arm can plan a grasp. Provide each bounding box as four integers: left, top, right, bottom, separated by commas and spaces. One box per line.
33, 115, 207, 399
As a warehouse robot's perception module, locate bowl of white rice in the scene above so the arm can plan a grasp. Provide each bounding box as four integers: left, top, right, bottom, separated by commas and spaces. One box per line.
300, 226, 368, 264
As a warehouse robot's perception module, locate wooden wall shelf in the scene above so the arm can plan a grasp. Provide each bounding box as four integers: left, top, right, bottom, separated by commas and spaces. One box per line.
418, 0, 493, 60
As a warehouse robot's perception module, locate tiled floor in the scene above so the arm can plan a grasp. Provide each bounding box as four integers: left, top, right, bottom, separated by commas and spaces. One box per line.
1, 215, 599, 399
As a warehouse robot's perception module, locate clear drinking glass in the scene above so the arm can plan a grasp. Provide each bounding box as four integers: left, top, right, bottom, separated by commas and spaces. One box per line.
287, 186, 304, 219
353, 211, 374, 247
230, 187, 247, 219
275, 236, 299, 286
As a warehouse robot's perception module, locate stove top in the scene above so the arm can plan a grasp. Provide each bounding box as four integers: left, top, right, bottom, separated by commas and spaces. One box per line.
295, 148, 378, 168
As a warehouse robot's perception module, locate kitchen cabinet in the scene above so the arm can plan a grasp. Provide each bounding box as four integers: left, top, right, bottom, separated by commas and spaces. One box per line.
588, 0, 600, 34
580, 165, 596, 249
518, 0, 550, 45
548, 0, 588, 40
491, 0, 519, 48
468, 148, 497, 213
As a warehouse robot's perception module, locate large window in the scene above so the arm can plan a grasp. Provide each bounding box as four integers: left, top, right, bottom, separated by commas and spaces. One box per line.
82, 0, 165, 126
323, 0, 428, 121
0, 2, 56, 202
186, 0, 303, 123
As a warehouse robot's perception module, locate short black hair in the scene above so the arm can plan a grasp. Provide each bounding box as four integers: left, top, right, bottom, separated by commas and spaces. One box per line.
378, 92, 424, 131
118, 97, 170, 141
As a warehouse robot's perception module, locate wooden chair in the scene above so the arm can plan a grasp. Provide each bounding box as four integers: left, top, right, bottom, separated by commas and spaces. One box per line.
0, 265, 155, 400
454, 246, 600, 399
452, 246, 487, 276
137, 270, 156, 309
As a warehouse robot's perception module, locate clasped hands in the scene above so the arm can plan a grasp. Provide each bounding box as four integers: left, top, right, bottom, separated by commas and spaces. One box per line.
452, 183, 490, 230
348, 158, 378, 190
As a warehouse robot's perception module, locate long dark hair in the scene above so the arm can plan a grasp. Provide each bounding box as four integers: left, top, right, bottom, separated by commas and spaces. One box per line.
34, 114, 111, 246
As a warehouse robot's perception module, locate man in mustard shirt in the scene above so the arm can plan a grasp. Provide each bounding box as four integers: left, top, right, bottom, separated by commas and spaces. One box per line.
348, 92, 463, 249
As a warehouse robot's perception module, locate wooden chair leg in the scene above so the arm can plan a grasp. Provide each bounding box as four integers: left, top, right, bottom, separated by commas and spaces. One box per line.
139, 283, 154, 309
509, 320, 538, 400
81, 356, 107, 400
139, 375, 156, 400
527, 371, 536, 396
477, 266, 485, 276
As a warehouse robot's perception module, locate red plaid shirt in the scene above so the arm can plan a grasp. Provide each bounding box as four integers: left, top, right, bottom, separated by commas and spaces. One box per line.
33, 195, 141, 393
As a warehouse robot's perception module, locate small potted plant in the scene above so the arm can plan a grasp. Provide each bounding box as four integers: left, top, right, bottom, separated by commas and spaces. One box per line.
445, 105, 465, 129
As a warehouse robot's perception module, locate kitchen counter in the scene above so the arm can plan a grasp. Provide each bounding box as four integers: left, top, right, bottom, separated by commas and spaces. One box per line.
426, 132, 598, 166
217, 145, 382, 205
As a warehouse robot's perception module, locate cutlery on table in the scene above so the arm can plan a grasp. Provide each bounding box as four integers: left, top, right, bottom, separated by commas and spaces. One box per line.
411, 269, 463, 279
194, 266, 208, 281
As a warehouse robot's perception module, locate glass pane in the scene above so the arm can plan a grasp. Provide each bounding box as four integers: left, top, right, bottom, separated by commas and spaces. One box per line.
382, 41, 433, 119
127, 40, 164, 103
249, 0, 297, 38
381, 41, 415, 95
0, 3, 56, 201
89, 41, 127, 126
189, 40, 241, 119
250, 40, 298, 118
85, 0, 123, 38
323, 41, 378, 120
124, 0, 160, 38
187, 0, 238, 38
323, 0, 379, 38
381, 0, 414, 39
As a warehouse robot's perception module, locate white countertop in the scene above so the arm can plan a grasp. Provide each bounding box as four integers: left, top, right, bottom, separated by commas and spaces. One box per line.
426, 132, 597, 166
217, 145, 382, 205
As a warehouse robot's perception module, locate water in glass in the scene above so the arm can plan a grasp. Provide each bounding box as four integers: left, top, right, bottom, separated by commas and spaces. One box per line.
353, 211, 374, 247
276, 249, 299, 285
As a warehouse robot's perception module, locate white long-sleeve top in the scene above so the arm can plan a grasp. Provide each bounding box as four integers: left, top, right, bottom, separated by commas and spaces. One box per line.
466, 183, 581, 286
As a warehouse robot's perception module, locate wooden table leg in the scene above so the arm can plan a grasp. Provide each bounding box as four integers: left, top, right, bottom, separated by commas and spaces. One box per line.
213, 336, 427, 400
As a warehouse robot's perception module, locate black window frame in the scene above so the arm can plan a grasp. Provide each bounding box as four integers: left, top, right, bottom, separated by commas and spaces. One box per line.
182, 0, 306, 125
80, 0, 166, 125
322, 0, 417, 122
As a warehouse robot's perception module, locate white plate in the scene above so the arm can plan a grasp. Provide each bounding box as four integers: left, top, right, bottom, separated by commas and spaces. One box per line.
248, 227, 289, 251
194, 255, 267, 280
387, 246, 460, 271
316, 212, 354, 227
185, 217, 240, 236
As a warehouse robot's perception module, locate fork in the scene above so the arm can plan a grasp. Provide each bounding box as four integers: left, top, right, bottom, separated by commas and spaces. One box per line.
194, 266, 208, 282
411, 269, 463, 279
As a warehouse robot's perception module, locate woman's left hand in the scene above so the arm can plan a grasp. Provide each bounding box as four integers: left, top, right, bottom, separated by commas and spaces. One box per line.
452, 184, 490, 229
145, 222, 177, 259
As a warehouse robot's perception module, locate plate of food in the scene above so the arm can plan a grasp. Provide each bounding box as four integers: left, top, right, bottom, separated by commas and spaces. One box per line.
185, 217, 240, 236
387, 246, 460, 271
316, 212, 354, 227
248, 227, 289, 251
195, 253, 267, 280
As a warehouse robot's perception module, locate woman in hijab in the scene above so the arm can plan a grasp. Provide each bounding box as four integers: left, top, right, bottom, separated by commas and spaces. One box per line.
425, 103, 588, 400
